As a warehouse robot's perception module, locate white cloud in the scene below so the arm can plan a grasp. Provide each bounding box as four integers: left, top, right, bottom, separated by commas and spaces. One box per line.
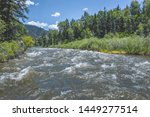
48, 21, 59, 30
83, 8, 88, 11
51, 12, 61, 17
25, 0, 39, 6
27, 21, 59, 30
25, 0, 35, 6
27, 21, 48, 28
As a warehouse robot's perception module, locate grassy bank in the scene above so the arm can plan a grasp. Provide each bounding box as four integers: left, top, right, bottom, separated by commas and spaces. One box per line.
0, 36, 35, 62
52, 36, 150, 55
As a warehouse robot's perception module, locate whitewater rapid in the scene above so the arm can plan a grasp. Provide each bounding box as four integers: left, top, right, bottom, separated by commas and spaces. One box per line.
0, 48, 150, 99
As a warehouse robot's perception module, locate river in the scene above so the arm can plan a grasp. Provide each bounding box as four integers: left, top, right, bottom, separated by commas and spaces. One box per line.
0, 48, 150, 100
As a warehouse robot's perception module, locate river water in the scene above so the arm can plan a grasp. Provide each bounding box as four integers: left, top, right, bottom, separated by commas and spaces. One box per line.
0, 48, 150, 100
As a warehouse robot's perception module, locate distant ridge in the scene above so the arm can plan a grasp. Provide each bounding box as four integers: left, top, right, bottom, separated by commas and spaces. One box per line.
25, 24, 47, 38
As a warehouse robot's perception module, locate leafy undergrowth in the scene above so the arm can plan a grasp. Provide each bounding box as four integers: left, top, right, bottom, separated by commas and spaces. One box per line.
0, 41, 21, 62
0, 36, 35, 62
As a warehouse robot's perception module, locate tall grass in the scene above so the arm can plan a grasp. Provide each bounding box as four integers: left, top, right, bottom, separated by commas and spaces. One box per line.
52, 35, 150, 55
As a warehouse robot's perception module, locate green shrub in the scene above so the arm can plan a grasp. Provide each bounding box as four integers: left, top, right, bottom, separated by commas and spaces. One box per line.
0, 42, 14, 57
23, 36, 35, 48
0, 41, 22, 62
0, 40, 30, 62
0, 36, 36, 62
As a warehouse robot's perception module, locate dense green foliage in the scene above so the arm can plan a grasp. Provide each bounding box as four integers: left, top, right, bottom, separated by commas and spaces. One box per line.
23, 36, 35, 48
0, 19, 6, 41
37, 0, 150, 48
53, 35, 150, 55
0, 35, 35, 62
0, 0, 28, 41
0, 0, 35, 62
0, 41, 23, 62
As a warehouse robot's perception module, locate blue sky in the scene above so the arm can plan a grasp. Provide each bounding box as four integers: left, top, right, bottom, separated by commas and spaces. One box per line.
25, 0, 144, 30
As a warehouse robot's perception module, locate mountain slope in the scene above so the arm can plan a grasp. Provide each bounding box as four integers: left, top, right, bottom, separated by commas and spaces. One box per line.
25, 25, 47, 38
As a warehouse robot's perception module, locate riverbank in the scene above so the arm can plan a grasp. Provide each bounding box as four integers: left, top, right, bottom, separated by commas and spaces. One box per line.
0, 36, 35, 62
52, 36, 150, 56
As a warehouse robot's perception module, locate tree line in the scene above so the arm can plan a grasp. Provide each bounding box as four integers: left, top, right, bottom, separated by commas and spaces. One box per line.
37, 0, 150, 47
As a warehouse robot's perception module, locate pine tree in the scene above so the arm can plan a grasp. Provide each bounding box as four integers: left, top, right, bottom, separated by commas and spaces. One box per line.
130, 0, 141, 32
70, 20, 81, 39
0, 0, 28, 41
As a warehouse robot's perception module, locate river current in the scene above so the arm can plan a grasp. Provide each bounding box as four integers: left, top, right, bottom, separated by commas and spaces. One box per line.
0, 48, 150, 99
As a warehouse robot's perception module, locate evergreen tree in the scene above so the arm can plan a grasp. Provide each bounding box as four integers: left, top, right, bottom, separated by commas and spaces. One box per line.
66, 28, 74, 41
70, 20, 81, 39
123, 5, 132, 34
130, 0, 141, 16
130, 0, 141, 32
91, 14, 99, 36
141, 0, 150, 36
58, 19, 70, 41
0, 0, 28, 41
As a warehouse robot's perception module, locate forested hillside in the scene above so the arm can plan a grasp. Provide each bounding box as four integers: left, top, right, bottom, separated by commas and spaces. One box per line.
25, 24, 47, 38
37, 0, 150, 50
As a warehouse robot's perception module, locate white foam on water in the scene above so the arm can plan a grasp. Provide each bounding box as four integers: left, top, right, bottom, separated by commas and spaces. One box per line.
33, 63, 53, 68
51, 96, 61, 100
132, 67, 147, 77
0, 74, 9, 81
0, 66, 34, 81
62, 67, 76, 74
94, 59, 101, 62
71, 56, 83, 63
75, 63, 94, 69
112, 74, 117, 80
51, 90, 73, 100
101, 64, 108, 68
135, 61, 150, 67
16, 66, 33, 80
38, 48, 59, 51
101, 63, 115, 69
83, 72, 101, 80
63, 49, 74, 53
61, 90, 72, 95
26, 51, 42, 57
